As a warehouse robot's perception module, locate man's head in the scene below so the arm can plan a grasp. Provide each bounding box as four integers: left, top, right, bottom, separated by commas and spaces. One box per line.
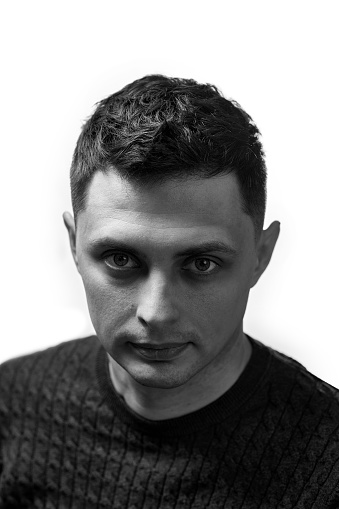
64, 75, 279, 391
70, 74, 267, 239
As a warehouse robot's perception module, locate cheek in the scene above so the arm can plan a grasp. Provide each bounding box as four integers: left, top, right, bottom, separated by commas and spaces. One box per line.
80, 267, 136, 332
193, 276, 251, 333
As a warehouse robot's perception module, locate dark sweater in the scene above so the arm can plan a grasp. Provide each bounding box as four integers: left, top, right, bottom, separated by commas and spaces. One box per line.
0, 336, 338, 508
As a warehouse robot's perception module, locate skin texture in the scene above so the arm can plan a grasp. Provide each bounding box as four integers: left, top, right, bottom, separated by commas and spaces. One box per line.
64, 171, 280, 420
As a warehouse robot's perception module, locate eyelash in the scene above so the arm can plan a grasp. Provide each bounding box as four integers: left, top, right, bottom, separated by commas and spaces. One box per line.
103, 252, 221, 276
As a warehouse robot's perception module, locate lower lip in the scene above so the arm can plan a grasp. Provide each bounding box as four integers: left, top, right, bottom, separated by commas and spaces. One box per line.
130, 343, 189, 361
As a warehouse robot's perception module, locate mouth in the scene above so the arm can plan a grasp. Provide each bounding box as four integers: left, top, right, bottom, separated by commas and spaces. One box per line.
129, 342, 190, 361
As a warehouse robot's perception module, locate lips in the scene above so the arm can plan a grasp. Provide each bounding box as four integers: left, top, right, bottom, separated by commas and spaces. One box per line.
132, 342, 186, 350
130, 342, 189, 361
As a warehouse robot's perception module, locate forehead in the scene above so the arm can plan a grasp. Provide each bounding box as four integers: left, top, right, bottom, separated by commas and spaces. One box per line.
77, 171, 254, 249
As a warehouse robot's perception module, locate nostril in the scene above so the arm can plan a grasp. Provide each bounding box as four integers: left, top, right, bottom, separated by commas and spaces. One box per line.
138, 316, 148, 327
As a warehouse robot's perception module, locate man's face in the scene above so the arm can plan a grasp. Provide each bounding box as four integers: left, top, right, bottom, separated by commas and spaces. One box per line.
71, 171, 264, 389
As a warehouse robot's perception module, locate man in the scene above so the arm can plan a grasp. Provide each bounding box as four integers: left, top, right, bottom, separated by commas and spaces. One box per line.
0, 75, 338, 508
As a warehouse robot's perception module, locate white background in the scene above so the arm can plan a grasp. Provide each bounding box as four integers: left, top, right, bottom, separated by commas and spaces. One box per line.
0, 1, 338, 386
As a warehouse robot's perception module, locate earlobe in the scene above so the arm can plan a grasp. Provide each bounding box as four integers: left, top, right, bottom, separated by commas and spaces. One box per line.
251, 221, 280, 288
63, 211, 79, 271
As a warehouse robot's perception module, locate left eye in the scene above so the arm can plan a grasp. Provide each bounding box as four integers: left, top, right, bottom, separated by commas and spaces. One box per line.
104, 253, 139, 269
183, 258, 219, 275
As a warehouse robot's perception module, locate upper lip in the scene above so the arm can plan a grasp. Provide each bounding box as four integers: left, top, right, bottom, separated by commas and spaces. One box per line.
130, 342, 188, 350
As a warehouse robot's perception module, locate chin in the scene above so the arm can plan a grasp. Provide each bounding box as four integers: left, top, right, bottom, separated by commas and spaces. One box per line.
127, 364, 196, 389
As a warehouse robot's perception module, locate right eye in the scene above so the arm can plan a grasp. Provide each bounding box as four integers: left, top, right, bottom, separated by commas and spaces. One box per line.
104, 252, 140, 270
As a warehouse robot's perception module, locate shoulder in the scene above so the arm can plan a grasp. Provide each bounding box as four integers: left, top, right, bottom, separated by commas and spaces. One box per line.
0, 336, 98, 380
254, 338, 339, 430
268, 341, 338, 397
249, 340, 339, 505
0, 336, 99, 410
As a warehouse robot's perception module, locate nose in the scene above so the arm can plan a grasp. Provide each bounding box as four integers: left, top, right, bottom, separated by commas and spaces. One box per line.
136, 270, 180, 328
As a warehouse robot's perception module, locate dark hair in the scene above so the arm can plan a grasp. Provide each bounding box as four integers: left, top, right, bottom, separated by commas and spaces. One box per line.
70, 74, 267, 236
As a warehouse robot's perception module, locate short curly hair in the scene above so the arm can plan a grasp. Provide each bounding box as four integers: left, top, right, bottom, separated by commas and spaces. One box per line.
70, 74, 267, 237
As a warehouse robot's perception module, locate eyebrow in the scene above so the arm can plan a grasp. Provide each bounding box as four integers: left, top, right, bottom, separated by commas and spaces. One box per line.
88, 237, 238, 258
176, 241, 238, 258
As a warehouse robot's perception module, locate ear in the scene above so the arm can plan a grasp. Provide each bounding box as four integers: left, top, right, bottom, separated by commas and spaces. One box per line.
63, 211, 80, 272
250, 220, 280, 288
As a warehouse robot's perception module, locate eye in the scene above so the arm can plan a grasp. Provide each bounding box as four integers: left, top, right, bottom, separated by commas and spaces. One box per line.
183, 257, 219, 275
104, 252, 140, 270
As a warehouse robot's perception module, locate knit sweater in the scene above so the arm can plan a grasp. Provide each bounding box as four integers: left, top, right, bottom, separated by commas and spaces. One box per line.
0, 336, 338, 509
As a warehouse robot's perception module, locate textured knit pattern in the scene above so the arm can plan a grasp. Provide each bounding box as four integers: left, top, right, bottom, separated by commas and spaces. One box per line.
0, 336, 339, 509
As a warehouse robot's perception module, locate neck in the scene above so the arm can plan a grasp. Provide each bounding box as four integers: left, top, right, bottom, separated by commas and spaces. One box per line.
108, 331, 252, 421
